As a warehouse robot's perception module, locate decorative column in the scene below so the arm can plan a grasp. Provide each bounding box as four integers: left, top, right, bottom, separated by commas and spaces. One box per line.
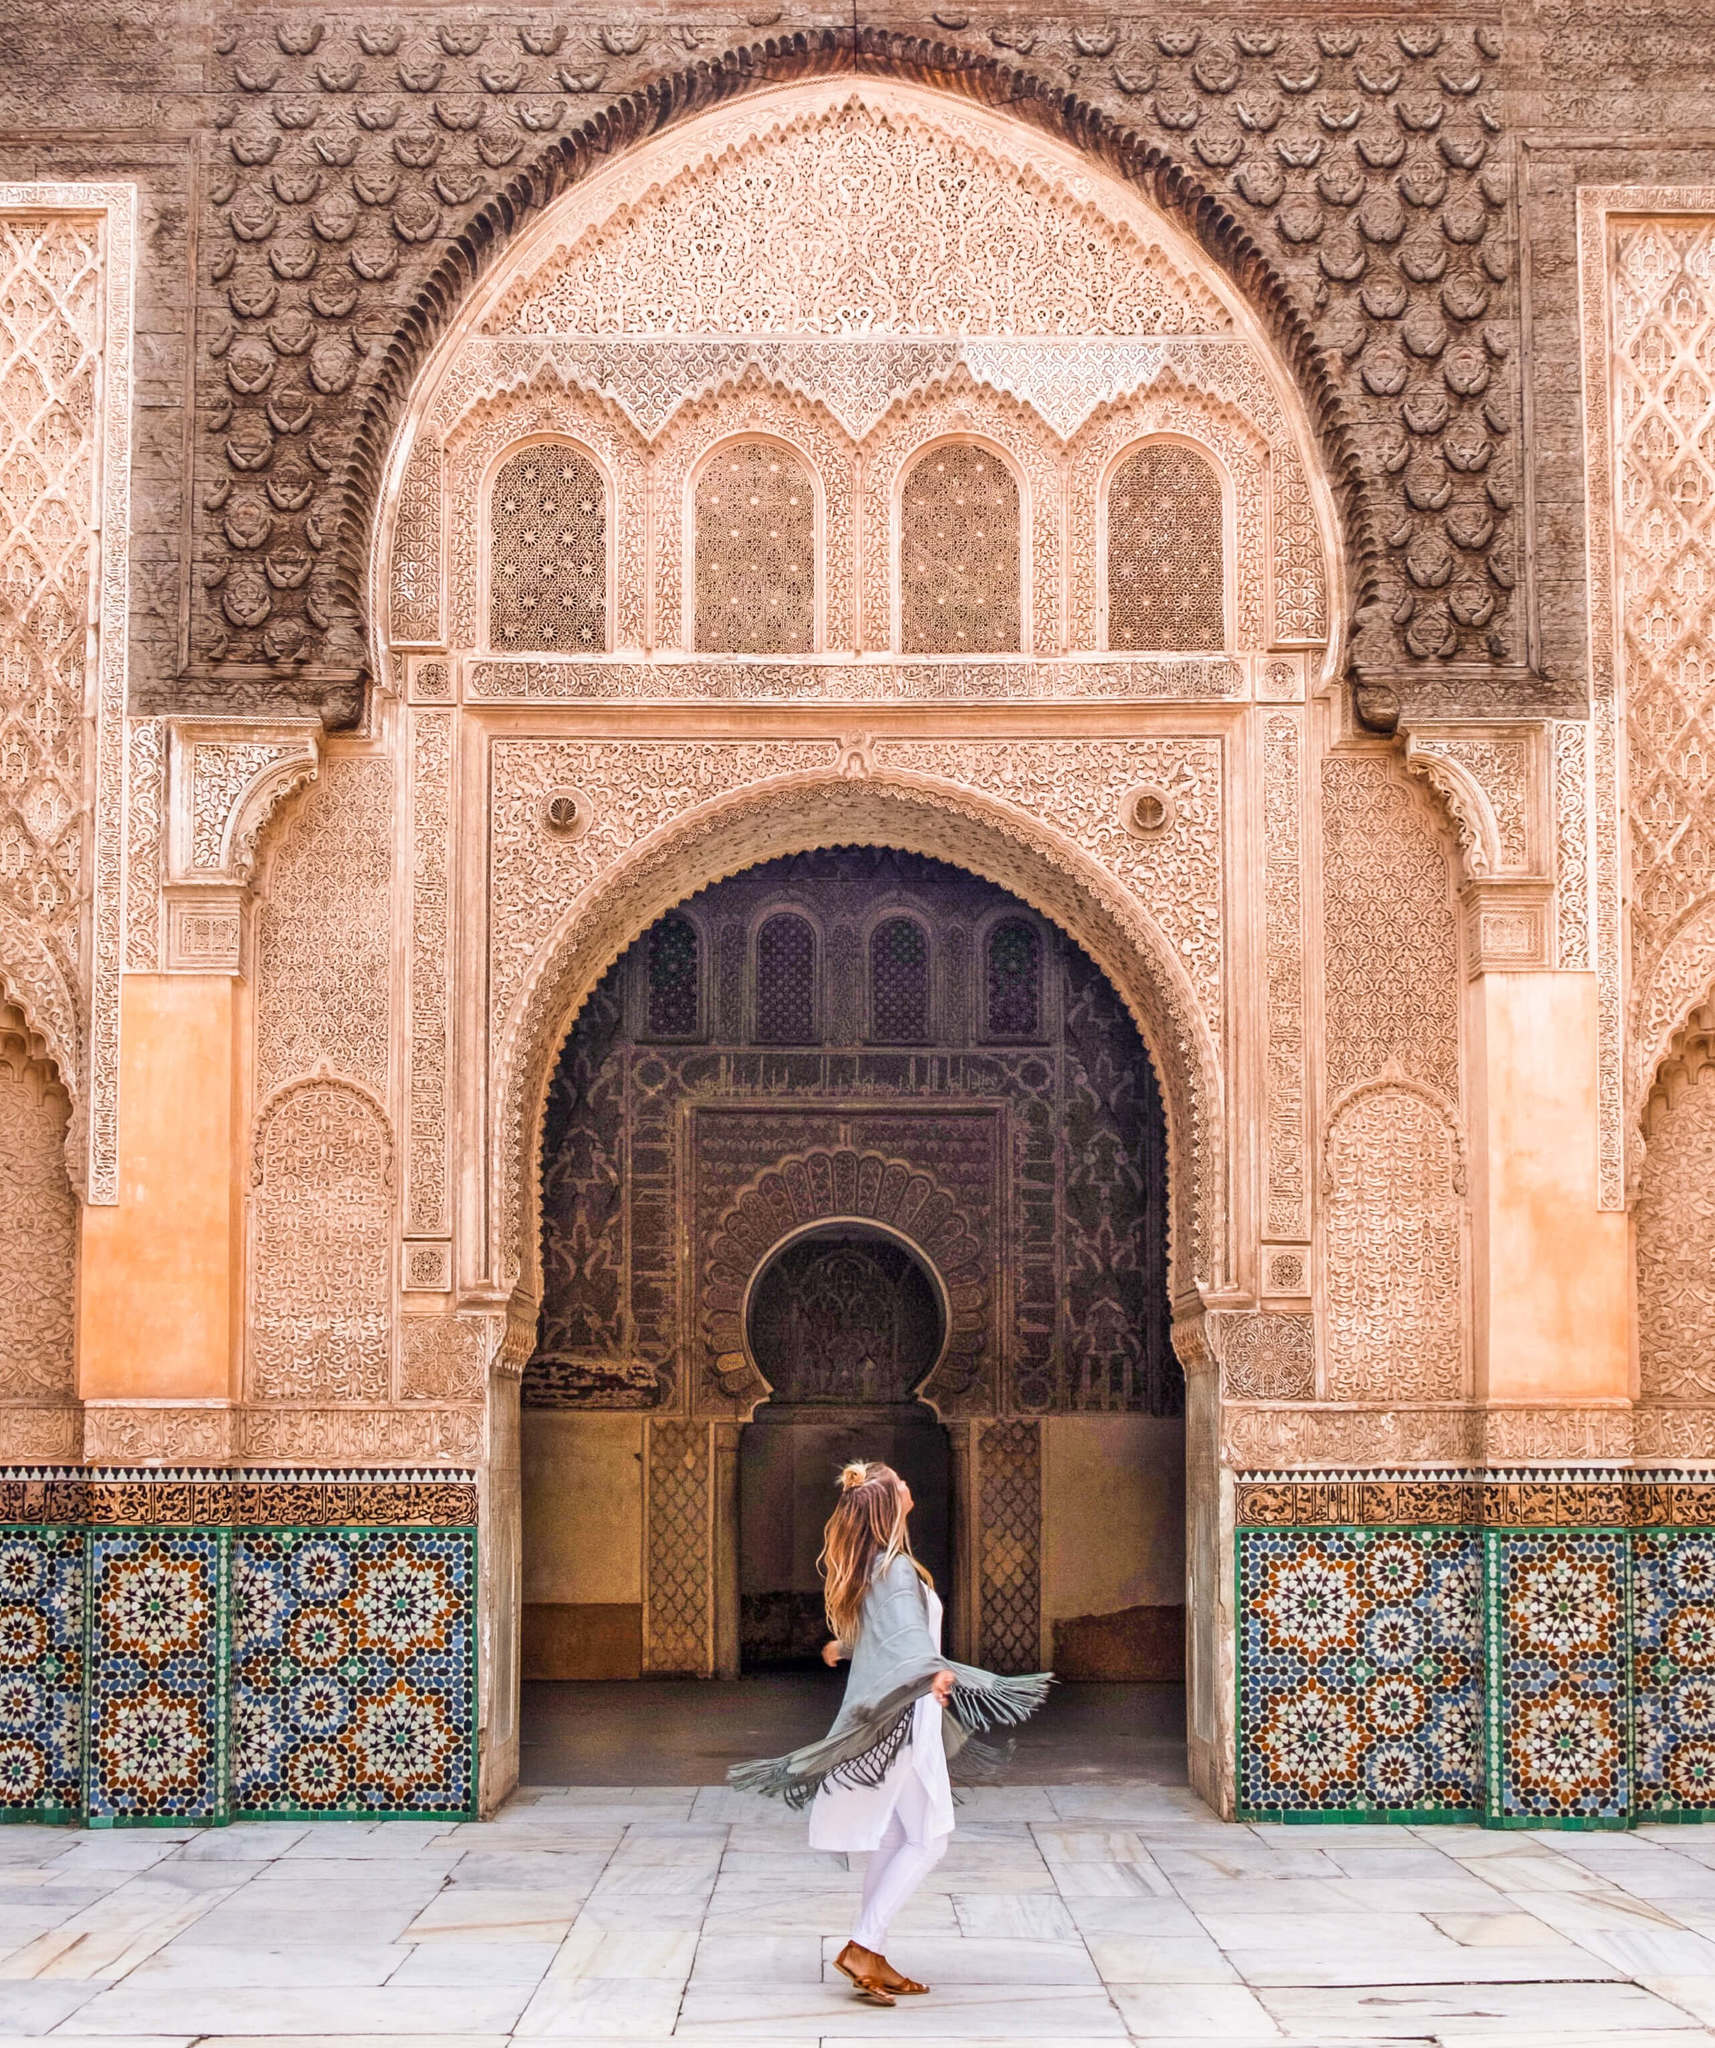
78, 722, 320, 1463
1406, 729, 1632, 1433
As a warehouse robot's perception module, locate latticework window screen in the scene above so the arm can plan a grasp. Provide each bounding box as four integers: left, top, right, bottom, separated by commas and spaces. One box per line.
899, 444, 1021, 654
645, 914, 700, 1037
489, 442, 606, 651
694, 441, 815, 653
754, 913, 817, 1042
1106, 442, 1224, 651
871, 918, 931, 1041
985, 918, 1042, 1038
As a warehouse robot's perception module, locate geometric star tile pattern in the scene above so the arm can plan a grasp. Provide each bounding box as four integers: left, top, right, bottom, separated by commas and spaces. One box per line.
1489, 1530, 1629, 1825
86, 1531, 222, 1824
0, 1525, 82, 1821
231, 1528, 475, 1819
1238, 1527, 1484, 1820
1633, 1528, 1715, 1819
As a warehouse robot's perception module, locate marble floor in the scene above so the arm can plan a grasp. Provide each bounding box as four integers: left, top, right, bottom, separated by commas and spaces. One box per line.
3, 1784, 1715, 2044
519, 1676, 1187, 1785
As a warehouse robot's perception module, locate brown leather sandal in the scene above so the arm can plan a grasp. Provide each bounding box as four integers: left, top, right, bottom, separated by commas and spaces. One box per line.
833, 1940, 897, 2006
874, 1954, 930, 1995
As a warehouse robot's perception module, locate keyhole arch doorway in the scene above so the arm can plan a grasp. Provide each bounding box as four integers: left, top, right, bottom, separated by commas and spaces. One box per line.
739, 1219, 954, 1670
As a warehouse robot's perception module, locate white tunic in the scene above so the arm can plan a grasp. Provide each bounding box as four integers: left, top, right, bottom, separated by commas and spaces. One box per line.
806, 1585, 956, 1853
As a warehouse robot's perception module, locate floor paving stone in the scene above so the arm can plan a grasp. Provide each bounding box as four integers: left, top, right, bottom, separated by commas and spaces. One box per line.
1, 1790, 1714, 2042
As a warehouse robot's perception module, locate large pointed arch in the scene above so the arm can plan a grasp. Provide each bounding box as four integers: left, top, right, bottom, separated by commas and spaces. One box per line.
359, 61, 1347, 693
492, 767, 1224, 1312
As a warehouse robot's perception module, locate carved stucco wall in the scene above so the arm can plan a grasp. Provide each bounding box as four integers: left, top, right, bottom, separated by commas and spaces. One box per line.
1637, 1044, 1715, 1403
0, 1000, 76, 1436
158, 23, 1529, 723
1582, 196, 1715, 1439
388, 87, 1331, 680
1318, 754, 1467, 1407
0, 190, 132, 1214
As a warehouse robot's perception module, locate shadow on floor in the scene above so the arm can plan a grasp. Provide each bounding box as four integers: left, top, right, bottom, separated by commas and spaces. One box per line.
520, 1675, 1187, 1786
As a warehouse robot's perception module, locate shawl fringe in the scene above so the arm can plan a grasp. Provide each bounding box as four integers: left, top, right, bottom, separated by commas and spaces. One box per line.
727, 1663, 1053, 1809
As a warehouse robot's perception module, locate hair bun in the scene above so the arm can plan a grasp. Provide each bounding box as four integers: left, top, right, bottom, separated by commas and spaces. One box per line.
838, 1461, 870, 1492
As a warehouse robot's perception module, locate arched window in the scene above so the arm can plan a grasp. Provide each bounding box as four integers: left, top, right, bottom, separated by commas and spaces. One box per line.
985, 918, 1042, 1038
489, 442, 606, 651
754, 913, 816, 1042
1106, 442, 1224, 651
695, 440, 815, 653
870, 918, 931, 1042
899, 443, 1020, 654
645, 914, 700, 1037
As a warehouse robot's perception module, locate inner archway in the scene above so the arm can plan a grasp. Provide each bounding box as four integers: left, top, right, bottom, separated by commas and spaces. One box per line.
518, 846, 1186, 1785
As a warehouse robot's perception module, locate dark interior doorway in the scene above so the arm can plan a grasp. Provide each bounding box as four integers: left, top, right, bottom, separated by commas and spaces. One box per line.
519, 846, 1184, 1780
739, 1225, 951, 1669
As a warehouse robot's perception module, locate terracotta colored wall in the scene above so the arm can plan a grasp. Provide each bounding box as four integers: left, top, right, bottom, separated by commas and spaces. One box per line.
1468, 972, 1632, 1405
522, 1414, 644, 1677
78, 975, 247, 1402
1042, 1416, 1185, 1678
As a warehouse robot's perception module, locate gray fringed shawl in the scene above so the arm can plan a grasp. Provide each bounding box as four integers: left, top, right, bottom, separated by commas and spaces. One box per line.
728, 1554, 1053, 1809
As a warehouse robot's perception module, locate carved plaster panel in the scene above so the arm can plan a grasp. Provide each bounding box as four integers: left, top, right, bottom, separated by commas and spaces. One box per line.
124, 720, 164, 974
82, 1403, 235, 1466
389, 438, 444, 647
1462, 881, 1553, 976
442, 378, 646, 653
0, 189, 134, 1204
1068, 383, 1266, 651
407, 711, 453, 1242
1404, 728, 1538, 881
1213, 1311, 1315, 1402
1272, 445, 1327, 645
168, 720, 321, 883
860, 372, 1062, 655
1322, 1075, 1467, 1403
1321, 753, 1462, 1102
238, 1404, 482, 1465
433, 335, 1314, 470
1262, 713, 1308, 1242
1637, 1049, 1715, 1402
487, 738, 842, 1043
1224, 1404, 1639, 1470
0, 1002, 75, 1407
653, 376, 855, 653
1577, 194, 1715, 1203
400, 1314, 496, 1404
254, 755, 394, 1101
485, 93, 1232, 341
464, 656, 1248, 704
250, 1075, 394, 1407
404, 1241, 453, 1295
1552, 719, 1593, 972
871, 738, 1224, 1041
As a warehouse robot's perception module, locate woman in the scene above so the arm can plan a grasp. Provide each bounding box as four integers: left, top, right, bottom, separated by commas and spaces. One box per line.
729, 1461, 1052, 2006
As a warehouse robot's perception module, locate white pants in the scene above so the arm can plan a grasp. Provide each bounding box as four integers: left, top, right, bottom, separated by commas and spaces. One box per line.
851, 1764, 949, 1951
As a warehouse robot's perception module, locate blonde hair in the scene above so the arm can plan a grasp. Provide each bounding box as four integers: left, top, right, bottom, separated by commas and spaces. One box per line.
818, 1460, 933, 1645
